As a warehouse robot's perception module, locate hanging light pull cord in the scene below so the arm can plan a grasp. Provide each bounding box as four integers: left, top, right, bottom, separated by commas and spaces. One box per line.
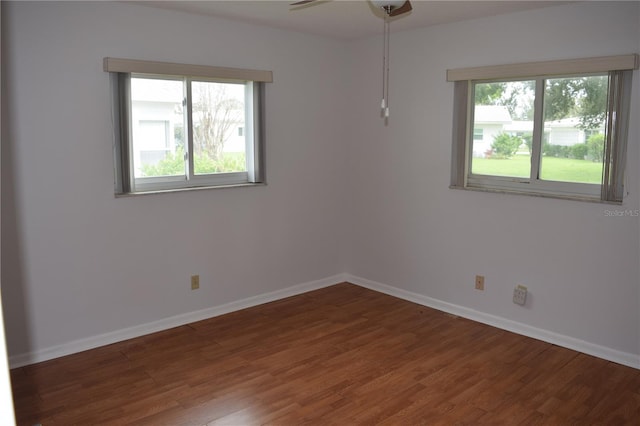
381, 14, 390, 119
381, 14, 387, 113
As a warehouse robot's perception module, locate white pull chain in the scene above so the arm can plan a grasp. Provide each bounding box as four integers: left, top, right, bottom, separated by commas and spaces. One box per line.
381, 15, 390, 121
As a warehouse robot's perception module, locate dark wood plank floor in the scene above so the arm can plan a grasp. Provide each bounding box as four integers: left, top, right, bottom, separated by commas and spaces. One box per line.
10, 283, 640, 425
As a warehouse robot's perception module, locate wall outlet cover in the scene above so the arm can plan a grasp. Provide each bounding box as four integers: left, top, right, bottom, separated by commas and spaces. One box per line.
513, 285, 527, 305
475, 275, 485, 291
191, 275, 200, 290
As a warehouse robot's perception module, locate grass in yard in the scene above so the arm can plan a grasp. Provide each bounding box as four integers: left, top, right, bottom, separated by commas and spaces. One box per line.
471, 155, 603, 184
540, 157, 603, 183
471, 155, 531, 178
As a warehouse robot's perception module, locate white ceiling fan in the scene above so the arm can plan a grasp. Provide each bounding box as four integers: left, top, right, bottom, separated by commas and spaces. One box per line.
291, 0, 413, 17
291, 1, 413, 122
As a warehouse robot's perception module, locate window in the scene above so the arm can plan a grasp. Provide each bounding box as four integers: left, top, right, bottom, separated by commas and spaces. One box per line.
138, 120, 172, 174
448, 54, 638, 202
105, 58, 272, 194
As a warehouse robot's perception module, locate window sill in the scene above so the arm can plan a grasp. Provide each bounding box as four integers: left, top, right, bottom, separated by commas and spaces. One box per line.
449, 184, 622, 205
115, 182, 266, 198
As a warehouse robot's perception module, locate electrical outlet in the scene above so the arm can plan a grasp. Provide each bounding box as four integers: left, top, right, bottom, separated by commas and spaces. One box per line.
191, 275, 200, 290
513, 285, 527, 305
475, 275, 485, 291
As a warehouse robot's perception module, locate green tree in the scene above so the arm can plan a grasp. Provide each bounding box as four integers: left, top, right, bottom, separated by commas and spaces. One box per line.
491, 133, 522, 158
475, 81, 535, 120
475, 82, 505, 105
544, 79, 577, 121
543, 76, 608, 130
587, 133, 605, 162
476, 76, 607, 128
577, 76, 608, 130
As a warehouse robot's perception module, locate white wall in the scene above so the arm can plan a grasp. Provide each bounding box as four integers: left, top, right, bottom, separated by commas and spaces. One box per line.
0, 3, 18, 422
2, 0, 639, 368
1, 1, 349, 360
346, 1, 640, 357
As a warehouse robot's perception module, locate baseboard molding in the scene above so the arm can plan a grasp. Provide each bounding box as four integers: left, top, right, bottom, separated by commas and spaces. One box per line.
10, 272, 639, 370
345, 274, 640, 370
9, 273, 348, 369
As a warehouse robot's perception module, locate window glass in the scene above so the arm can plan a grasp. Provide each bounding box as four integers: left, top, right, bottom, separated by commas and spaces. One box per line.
470, 81, 534, 179
130, 78, 185, 178
191, 81, 247, 175
108, 58, 270, 195
540, 75, 607, 184
448, 55, 635, 202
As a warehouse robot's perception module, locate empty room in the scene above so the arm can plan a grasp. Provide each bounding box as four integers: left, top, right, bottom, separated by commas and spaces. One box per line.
1, 0, 640, 424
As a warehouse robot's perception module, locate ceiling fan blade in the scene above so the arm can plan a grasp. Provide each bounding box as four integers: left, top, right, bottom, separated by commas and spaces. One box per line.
291, 0, 317, 5
389, 0, 412, 17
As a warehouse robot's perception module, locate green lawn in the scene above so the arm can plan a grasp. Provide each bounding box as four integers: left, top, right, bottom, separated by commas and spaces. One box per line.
471, 155, 603, 184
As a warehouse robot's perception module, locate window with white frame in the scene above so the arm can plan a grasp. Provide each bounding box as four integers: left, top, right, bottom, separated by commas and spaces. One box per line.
105, 58, 272, 194
473, 127, 483, 141
448, 54, 638, 203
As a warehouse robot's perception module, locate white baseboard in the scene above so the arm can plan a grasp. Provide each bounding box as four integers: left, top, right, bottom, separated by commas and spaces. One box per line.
345, 274, 640, 370
10, 272, 639, 370
9, 273, 348, 369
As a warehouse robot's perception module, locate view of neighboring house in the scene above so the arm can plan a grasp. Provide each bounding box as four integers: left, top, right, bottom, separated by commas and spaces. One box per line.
130, 78, 245, 177
130, 78, 183, 176
472, 105, 517, 157
472, 105, 603, 158
544, 116, 600, 146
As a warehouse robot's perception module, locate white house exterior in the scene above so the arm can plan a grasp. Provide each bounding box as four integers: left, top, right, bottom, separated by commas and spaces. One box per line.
472, 105, 603, 158
545, 116, 597, 146
472, 105, 512, 157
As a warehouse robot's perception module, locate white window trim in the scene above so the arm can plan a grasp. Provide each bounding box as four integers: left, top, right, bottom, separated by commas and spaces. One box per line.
106, 58, 271, 195
448, 54, 638, 203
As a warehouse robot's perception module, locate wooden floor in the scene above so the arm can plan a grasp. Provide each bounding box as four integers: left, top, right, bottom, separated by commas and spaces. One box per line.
11, 283, 640, 425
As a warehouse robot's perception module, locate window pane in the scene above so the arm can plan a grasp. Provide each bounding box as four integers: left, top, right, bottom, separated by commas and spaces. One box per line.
540, 75, 607, 184
191, 81, 247, 175
130, 77, 185, 178
470, 81, 534, 179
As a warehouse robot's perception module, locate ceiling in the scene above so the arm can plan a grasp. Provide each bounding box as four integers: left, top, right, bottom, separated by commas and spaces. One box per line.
134, 0, 571, 40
